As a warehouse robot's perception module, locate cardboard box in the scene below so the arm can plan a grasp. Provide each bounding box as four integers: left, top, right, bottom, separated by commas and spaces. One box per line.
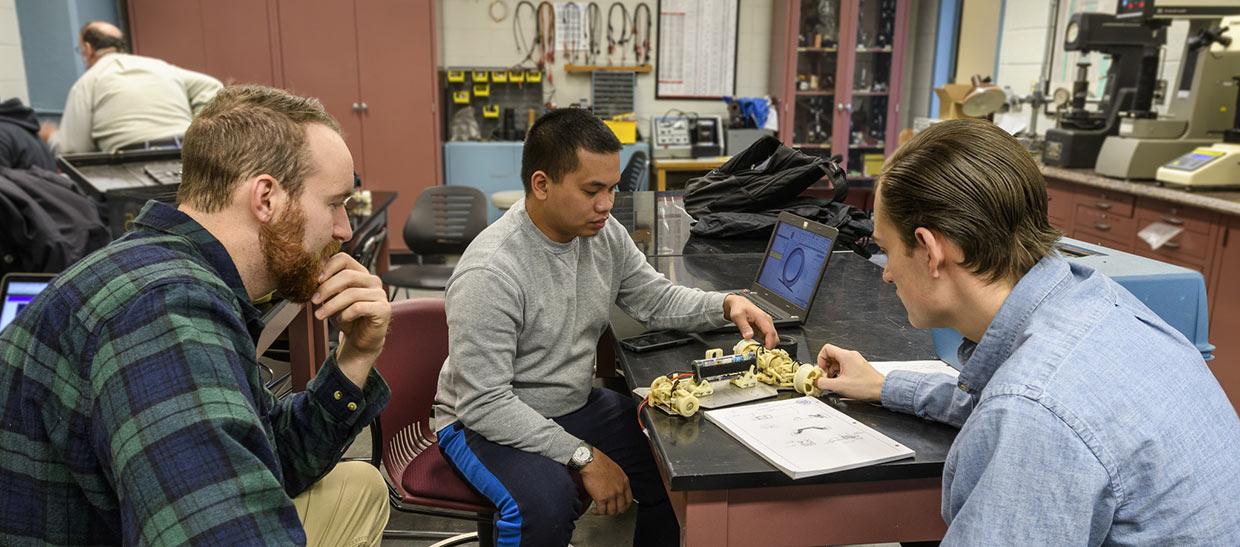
934, 83, 974, 120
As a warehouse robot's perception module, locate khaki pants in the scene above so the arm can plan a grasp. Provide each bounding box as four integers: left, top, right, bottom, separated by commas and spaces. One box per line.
293, 461, 391, 547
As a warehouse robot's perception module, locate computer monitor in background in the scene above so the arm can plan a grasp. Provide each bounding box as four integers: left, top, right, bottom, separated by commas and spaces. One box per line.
0, 274, 55, 331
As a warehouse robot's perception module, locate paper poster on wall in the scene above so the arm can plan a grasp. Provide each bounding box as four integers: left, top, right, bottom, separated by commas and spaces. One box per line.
656, 0, 739, 99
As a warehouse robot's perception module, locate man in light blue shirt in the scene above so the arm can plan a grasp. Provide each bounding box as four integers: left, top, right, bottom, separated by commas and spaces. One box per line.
816, 118, 1240, 545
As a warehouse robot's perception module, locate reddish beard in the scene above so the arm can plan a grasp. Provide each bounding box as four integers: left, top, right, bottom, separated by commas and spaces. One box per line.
259, 203, 341, 303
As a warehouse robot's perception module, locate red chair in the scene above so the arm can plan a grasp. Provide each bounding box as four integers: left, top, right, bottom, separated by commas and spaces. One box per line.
374, 298, 495, 545
374, 298, 590, 546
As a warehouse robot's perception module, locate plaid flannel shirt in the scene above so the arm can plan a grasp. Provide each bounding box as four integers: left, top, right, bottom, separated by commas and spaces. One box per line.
0, 201, 390, 545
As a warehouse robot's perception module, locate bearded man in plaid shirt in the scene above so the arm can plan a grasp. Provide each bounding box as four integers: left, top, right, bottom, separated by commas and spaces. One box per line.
0, 85, 392, 546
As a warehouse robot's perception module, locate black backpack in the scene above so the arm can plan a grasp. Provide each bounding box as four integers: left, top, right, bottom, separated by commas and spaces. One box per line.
683, 136, 846, 217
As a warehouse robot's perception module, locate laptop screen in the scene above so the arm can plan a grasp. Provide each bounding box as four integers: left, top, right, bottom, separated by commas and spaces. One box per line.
1, 278, 51, 331
754, 220, 835, 310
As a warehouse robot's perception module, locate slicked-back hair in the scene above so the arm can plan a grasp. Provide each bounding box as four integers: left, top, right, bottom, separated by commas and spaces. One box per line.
878, 118, 1060, 283
177, 85, 341, 213
521, 107, 622, 193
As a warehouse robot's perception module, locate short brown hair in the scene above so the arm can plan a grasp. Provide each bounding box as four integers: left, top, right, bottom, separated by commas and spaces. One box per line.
177, 85, 341, 213
878, 118, 1060, 283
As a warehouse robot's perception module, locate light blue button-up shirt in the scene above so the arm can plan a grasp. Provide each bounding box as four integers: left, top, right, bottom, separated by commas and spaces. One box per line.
881, 254, 1240, 545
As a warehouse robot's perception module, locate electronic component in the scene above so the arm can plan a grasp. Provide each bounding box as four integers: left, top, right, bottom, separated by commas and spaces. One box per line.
693, 350, 757, 381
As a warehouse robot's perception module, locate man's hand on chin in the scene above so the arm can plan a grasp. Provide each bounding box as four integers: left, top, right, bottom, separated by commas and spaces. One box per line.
310, 253, 391, 388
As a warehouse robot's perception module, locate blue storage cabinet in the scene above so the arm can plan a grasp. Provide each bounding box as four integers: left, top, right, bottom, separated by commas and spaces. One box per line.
932, 238, 1214, 365
444, 142, 650, 223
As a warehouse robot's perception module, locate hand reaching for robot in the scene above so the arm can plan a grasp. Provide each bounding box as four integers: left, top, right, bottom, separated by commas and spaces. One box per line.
814, 343, 885, 402
723, 294, 779, 349
580, 449, 633, 516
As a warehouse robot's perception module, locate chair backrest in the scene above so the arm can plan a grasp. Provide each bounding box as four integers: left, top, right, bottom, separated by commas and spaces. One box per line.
346, 217, 388, 272
402, 186, 488, 256
356, 226, 387, 273
376, 298, 449, 480
618, 150, 649, 192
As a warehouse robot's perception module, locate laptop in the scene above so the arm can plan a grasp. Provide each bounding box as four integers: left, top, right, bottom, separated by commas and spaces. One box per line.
0, 273, 55, 332
728, 212, 838, 327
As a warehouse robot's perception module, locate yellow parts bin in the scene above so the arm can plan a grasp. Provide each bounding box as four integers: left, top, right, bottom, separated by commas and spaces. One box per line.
482, 104, 500, 119
447, 70, 466, 83
862, 153, 885, 177
472, 71, 488, 82
452, 90, 470, 104
603, 113, 637, 144
491, 71, 509, 83
508, 70, 526, 83
473, 83, 490, 97
526, 71, 543, 83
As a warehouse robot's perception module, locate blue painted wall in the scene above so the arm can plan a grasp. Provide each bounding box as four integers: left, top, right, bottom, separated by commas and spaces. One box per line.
15, 0, 121, 118
928, 0, 961, 117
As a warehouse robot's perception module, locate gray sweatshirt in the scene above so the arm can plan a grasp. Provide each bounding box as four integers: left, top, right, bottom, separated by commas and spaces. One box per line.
433, 199, 729, 464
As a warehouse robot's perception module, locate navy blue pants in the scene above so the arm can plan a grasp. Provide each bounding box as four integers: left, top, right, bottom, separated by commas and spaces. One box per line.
438, 388, 678, 547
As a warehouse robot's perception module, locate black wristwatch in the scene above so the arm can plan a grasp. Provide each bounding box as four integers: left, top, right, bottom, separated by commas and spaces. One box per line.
567, 441, 594, 471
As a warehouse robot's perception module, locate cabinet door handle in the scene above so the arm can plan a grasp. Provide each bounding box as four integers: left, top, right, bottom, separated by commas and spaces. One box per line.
1094, 202, 1112, 210
360, 102, 369, 112
351, 102, 361, 111
1094, 222, 1111, 231
1161, 216, 1184, 225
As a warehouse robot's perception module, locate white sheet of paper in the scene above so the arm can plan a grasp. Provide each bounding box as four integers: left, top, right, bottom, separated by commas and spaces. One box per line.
705, 396, 914, 479
871, 360, 961, 378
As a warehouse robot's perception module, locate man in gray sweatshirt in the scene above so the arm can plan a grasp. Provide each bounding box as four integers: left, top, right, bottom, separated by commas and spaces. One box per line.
434, 108, 777, 546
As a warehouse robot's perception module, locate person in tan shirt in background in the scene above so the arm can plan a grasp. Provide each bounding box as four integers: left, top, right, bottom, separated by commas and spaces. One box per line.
40, 21, 223, 154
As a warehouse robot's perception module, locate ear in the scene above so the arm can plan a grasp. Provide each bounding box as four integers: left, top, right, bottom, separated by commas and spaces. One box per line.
529, 170, 552, 201
247, 174, 283, 224
914, 227, 948, 279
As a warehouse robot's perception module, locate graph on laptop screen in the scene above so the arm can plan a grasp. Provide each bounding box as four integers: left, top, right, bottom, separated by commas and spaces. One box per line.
0, 280, 49, 331
755, 222, 833, 309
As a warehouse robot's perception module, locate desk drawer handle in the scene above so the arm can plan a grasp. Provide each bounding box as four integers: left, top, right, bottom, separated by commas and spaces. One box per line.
1094, 222, 1111, 231
1161, 216, 1184, 226
1094, 202, 1112, 210
1163, 241, 1181, 250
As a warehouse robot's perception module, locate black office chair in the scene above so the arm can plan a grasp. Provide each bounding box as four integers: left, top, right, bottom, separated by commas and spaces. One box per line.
346, 218, 389, 274
618, 150, 649, 192
380, 186, 487, 299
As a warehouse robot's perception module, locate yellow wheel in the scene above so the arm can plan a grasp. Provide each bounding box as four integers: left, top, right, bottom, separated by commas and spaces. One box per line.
675, 395, 699, 416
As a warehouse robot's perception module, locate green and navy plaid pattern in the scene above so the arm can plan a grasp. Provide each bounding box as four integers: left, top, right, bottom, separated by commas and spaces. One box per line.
0, 201, 389, 545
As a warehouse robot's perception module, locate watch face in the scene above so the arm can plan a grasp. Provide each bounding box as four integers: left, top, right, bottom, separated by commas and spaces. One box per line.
574, 446, 591, 462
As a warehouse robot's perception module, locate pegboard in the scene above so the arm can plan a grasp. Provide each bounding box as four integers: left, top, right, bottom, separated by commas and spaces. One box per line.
441, 67, 545, 141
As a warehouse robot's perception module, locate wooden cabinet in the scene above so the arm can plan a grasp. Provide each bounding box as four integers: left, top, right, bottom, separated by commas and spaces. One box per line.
1045, 173, 1239, 409
1046, 180, 1077, 232
1208, 219, 1240, 408
276, 0, 366, 171
770, 0, 909, 209
127, 0, 442, 252
128, 0, 280, 87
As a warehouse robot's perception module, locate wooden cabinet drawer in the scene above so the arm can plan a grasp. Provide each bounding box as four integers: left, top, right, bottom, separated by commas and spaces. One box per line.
1136, 198, 1217, 236
1072, 226, 1135, 252
1046, 182, 1076, 224
1132, 223, 1213, 264
1075, 204, 1137, 244
1077, 190, 1135, 218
